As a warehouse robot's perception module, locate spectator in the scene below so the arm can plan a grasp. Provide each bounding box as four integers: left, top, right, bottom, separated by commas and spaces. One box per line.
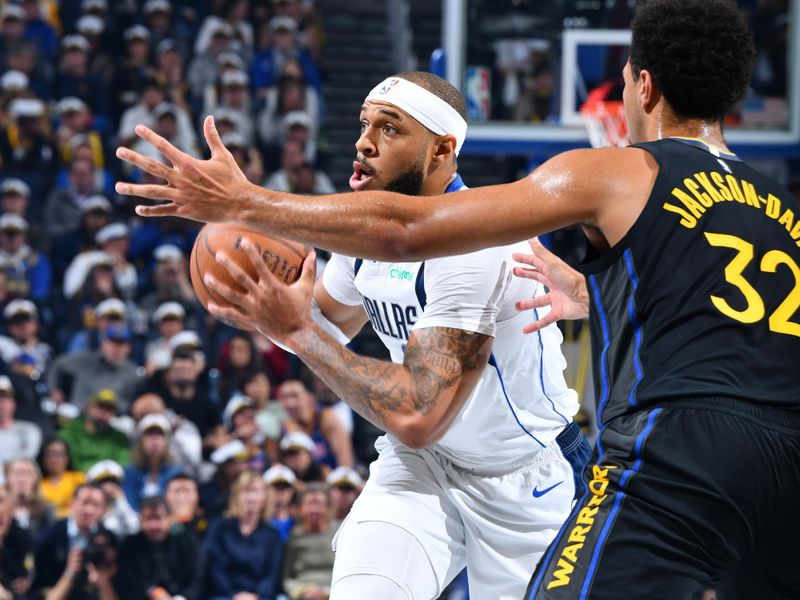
188, 21, 236, 111
251, 332, 291, 384
38, 438, 86, 519
201, 440, 250, 519
49, 325, 140, 412
122, 414, 183, 511
153, 39, 191, 116
217, 332, 263, 401
66, 297, 128, 355
223, 131, 265, 184
85, 460, 139, 539
0, 482, 33, 599
147, 344, 222, 446
21, 0, 58, 61
250, 16, 322, 96
204, 69, 253, 144
279, 432, 326, 484
54, 35, 108, 119
133, 102, 199, 166
6, 457, 54, 541
0, 375, 41, 463
281, 483, 335, 600
222, 394, 267, 471
325, 467, 363, 524
111, 26, 153, 123
114, 495, 203, 600
204, 471, 283, 600
0, 178, 31, 221
278, 379, 353, 469
0, 97, 55, 179
57, 389, 132, 472
195, 0, 254, 58
51, 195, 112, 284
129, 392, 202, 476
0, 213, 51, 302
262, 464, 296, 542
32, 484, 116, 600
63, 259, 124, 336
164, 472, 206, 538
144, 302, 186, 375
0, 299, 52, 374
244, 370, 285, 461
53, 97, 107, 172
0, 6, 28, 74
43, 157, 101, 239
142, 0, 178, 50
136, 244, 196, 316
94, 224, 136, 300
75, 15, 113, 88
264, 139, 334, 195
306, 372, 352, 436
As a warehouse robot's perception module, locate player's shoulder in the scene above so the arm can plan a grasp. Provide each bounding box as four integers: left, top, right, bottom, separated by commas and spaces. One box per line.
426, 241, 526, 272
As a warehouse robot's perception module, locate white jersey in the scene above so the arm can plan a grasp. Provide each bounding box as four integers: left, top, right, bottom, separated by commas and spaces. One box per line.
322, 225, 579, 472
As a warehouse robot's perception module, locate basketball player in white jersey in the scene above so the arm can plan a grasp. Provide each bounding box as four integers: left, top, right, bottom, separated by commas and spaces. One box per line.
125, 72, 590, 600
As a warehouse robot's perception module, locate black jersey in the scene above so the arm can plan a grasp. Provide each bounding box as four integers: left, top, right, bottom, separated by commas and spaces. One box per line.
581, 138, 800, 425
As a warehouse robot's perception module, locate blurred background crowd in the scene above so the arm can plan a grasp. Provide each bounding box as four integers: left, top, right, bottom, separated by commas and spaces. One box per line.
0, 0, 387, 599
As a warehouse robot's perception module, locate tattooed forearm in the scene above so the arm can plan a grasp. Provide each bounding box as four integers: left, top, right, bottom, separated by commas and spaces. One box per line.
288, 325, 492, 440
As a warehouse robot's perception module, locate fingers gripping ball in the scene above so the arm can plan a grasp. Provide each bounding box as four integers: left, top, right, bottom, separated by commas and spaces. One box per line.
190, 223, 309, 326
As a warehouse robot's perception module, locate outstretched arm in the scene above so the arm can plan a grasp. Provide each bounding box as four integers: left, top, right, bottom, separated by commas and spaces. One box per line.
205, 240, 492, 449
115, 117, 656, 261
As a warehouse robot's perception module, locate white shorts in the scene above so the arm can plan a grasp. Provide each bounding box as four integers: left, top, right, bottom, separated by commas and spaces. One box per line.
331, 434, 578, 600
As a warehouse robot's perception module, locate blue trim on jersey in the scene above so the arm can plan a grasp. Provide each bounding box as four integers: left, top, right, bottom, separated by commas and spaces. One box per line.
588, 275, 612, 425
489, 352, 546, 448
579, 409, 661, 599
623, 250, 644, 408
353, 258, 364, 276
446, 173, 466, 193
532, 307, 570, 425
415, 262, 427, 309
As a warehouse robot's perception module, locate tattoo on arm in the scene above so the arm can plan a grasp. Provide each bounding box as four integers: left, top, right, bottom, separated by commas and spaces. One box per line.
291, 326, 492, 432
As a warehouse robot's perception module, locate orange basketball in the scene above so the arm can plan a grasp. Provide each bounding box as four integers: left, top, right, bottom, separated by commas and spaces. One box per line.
189, 222, 309, 323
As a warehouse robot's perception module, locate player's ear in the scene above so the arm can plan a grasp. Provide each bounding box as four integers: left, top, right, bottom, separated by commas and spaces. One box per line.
637, 69, 661, 114
432, 134, 457, 165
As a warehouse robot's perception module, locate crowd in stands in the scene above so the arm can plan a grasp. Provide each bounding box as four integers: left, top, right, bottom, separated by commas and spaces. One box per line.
0, 1, 373, 599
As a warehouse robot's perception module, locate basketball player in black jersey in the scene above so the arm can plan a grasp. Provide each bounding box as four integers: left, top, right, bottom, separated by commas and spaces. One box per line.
116, 0, 799, 597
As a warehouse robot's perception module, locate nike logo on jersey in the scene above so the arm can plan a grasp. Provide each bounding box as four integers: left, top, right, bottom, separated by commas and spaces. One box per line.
532, 481, 564, 498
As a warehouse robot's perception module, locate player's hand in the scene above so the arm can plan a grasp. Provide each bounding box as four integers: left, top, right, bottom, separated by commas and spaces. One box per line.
204, 239, 316, 343
115, 116, 250, 224
512, 238, 590, 334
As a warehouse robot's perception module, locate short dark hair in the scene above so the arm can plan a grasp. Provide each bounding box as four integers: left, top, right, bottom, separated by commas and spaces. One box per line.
394, 71, 468, 123
630, 0, 755, 121
140, 495, 170, 514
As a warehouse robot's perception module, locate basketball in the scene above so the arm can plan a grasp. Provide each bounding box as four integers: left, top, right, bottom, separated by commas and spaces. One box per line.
189, 222, 309, 318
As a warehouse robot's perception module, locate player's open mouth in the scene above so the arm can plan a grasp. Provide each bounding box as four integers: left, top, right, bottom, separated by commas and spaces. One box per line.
349, 161, 375, 191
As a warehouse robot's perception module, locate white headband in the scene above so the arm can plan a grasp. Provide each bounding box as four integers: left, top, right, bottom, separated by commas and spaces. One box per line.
365, 77, 468, 155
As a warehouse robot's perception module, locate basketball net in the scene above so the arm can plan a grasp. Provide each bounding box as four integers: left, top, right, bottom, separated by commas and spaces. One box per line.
580, 100, 629, 148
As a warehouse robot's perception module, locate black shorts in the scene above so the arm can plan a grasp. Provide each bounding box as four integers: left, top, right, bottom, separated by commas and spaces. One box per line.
524, 397, 800, 600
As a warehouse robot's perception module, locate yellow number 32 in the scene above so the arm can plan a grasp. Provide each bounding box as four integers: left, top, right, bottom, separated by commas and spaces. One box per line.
704, 232, 800, 338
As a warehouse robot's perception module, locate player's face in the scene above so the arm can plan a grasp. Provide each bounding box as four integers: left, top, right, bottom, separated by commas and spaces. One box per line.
351, 101, 432, 195
623, 59, 644, 144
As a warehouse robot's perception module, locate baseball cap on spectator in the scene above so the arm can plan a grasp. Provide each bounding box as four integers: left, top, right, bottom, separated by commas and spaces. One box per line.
56, 97, 88, 116
169, 330, 201, 352
144, 0, 172, 14
210, 21, 235, 38
153, 102, 178, 121
95, 298, 127, 319
62, 35, 90, 53
124, 25, 151, 43
210, 439, 250, 465
137, 413, 172, 436
9, 98, 44, 120
86, 459, 124, 484
0, 213, 28, 233
263, 464, 296, 486
154, 243, 183, 262
217, 52, 245, 70
103, 324, 132, 343
95, 222, 129, 245
90, 388, 119, 409
223, 394, 255, 430
4, 299, 37, 321
0, 71, 28, 92
1, 179, 30, 198
220, 69, 249, 88
0, 375, 14, 397
221, 132, 246, 150
81, 0, 108, 13
284, 111, 313, 132
269, 15, 297, 33
213, 107, 242, 130
152, 301, 185, 323
155, 38, 178, 58
326, 466, 364, 490
280, 431, 316, 455
76, 14, 104, 35
83, 195, 112, 214
1, 5, 25, 21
